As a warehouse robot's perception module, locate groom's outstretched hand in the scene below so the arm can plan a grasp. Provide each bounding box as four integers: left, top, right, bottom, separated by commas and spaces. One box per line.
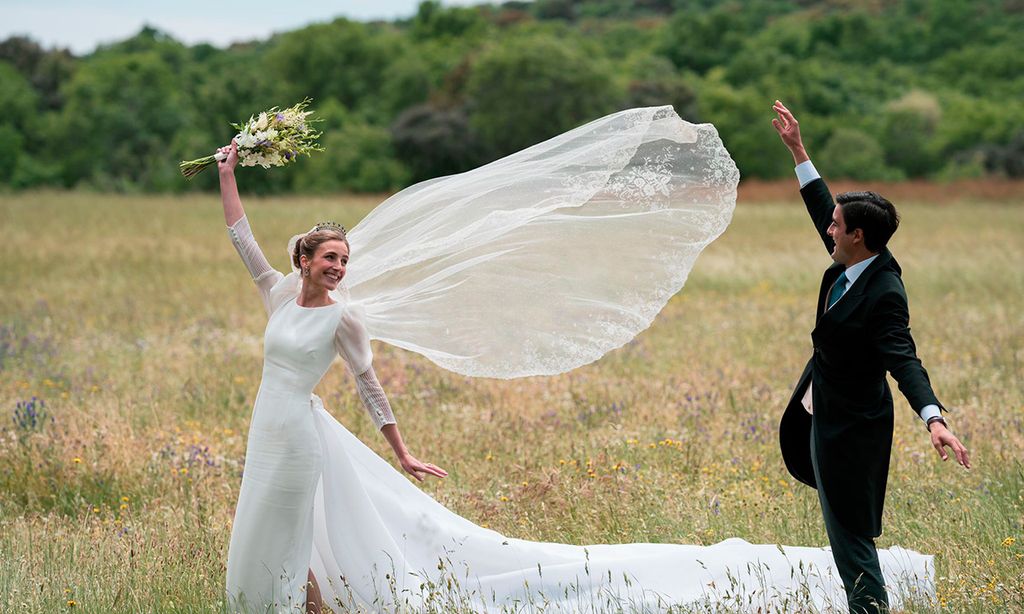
929, 422, 971, 469
771, 100, 810, 165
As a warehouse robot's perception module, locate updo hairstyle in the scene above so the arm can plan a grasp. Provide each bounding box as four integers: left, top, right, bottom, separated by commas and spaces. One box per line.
292, 227, 349, 270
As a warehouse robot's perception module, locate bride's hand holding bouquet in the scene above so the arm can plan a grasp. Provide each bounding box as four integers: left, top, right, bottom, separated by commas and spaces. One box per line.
180, 98, 323, 179
216, 140, 239, 175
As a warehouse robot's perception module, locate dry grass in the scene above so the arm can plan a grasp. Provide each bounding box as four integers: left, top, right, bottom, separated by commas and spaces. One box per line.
0, 190, 1021, 612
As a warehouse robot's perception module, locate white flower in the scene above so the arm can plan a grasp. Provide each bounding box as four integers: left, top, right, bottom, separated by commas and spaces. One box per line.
255, 112, 269, 131
236, 131, 256, 148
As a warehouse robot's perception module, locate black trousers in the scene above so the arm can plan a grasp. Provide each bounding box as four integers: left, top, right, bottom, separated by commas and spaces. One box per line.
810, 423, 889, 613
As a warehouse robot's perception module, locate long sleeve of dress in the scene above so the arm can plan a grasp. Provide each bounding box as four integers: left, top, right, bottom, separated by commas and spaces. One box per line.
354, 366, 397, 430
335, 305, 397, 430
227, 216, 284, 315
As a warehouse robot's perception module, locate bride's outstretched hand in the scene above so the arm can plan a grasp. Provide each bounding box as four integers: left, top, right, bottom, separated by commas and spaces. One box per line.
399, 452, 448, 482
217, 140, 239, 174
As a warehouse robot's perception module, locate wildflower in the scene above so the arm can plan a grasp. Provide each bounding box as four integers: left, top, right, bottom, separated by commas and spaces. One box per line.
121, 496, 129, 502
73, 457, 82, 464
119, 504, 128, 511
485, 454, 493, 461
1002, 537, 1016, 547
92, 507, 99, 513
499, 496, 509, 502
67, 599, 77, 607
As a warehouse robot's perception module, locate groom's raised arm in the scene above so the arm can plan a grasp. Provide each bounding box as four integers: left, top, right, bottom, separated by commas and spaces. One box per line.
771, 101, 835, 254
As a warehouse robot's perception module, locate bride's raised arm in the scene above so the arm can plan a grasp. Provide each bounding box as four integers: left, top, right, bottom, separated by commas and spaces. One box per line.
217, 140, 283, 314
335, 305, 447, 482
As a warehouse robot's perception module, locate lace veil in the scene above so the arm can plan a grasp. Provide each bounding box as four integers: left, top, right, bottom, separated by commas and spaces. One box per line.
316, 106, 738, 378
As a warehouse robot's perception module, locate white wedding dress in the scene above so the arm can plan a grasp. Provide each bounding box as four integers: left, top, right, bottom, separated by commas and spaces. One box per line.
222, 107, 934, 612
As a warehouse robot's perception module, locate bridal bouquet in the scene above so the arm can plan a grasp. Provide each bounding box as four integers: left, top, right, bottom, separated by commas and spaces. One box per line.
179, 98, 324, 178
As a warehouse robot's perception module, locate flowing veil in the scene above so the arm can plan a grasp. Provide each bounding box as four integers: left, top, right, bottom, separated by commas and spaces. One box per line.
338, 106, 739, 378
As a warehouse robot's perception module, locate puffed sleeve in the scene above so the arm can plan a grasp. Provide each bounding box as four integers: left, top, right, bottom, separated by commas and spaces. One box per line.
335, 305, 396, 430
227, 216, 284, 315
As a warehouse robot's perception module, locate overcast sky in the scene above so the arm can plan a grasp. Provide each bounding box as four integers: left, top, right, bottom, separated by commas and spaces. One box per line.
2, 0, 494, 55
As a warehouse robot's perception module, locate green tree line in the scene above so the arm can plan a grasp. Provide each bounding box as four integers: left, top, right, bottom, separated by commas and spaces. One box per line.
2, 0, 1023, 193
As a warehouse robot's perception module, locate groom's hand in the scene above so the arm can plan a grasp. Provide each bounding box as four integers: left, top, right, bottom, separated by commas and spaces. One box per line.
929, 422, 971, 469
771, 100, 810, 165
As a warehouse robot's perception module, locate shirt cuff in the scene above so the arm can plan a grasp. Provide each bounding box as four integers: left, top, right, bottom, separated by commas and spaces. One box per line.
795, 160, 820, 188
919, 404, 942, 422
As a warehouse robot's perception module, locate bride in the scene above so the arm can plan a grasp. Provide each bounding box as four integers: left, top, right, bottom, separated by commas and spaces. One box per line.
216, 107, 933, 612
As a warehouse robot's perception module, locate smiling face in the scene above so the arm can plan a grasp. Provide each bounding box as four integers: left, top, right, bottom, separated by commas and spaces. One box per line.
301, 239, 349, 291
827, 204, 864, 266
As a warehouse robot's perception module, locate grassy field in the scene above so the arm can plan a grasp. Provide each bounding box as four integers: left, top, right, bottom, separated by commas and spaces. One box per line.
0, 190, 1021, 613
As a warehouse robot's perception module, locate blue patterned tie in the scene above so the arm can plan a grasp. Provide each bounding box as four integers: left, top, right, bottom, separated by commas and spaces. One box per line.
827, 271, 848, 310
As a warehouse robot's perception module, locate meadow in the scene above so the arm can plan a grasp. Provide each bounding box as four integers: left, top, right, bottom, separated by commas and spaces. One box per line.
0, 189, 1021, 613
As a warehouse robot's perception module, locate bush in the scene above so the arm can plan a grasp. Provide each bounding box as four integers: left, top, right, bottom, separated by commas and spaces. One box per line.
293, 121, 410, 193
467, 34, 620, 157
818, 128, 903, 181
391, 104, 487, 183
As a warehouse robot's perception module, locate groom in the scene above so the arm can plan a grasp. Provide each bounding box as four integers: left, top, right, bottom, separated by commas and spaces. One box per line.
771, 101, 970, 613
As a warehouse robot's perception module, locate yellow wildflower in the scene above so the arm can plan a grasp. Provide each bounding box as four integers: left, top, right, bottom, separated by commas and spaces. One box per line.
73, 457, 82, 464
67, 600, 77, 607
1002, 537, 1016, 547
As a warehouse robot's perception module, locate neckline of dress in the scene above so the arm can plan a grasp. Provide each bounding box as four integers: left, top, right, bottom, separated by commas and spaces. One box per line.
292, 297, 340, 310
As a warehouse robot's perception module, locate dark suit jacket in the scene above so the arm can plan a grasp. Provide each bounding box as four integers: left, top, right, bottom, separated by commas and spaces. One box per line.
779, 177, 942, 537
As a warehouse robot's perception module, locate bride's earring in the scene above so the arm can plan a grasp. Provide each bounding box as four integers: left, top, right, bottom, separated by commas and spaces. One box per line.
303, 266, 310, 277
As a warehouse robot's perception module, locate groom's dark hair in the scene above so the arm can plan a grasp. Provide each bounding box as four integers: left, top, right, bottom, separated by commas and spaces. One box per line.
836, 191, 900, 253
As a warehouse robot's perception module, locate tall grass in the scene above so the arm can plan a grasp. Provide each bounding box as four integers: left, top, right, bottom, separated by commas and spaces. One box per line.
0, 190, 1021, 612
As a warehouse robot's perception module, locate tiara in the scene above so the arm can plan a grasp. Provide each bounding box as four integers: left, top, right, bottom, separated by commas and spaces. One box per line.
312, 221, 346, 235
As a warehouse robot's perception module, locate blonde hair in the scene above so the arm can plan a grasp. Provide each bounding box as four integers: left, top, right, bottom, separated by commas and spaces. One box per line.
292, 228, 349, 270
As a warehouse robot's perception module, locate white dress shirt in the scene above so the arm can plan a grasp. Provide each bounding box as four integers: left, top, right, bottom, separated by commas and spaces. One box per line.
796, 161, 942, 424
